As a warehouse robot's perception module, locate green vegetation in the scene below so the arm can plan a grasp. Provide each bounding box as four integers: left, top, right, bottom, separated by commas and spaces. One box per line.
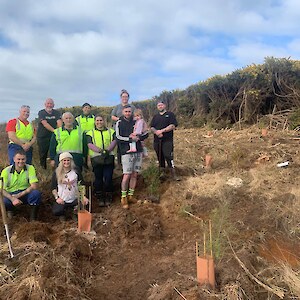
142, 161, 160, 199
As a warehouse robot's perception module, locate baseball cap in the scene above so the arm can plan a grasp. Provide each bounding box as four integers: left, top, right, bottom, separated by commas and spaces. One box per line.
82, 102, 91, 108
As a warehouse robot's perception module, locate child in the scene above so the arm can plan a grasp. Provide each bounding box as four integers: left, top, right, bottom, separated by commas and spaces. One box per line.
127, 109, 148, 156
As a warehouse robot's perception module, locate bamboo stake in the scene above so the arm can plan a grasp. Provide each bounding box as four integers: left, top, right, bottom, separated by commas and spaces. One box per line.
88, 186, 92, 213
209, 220, 213, 256
174, 287, 188, 300
203, 232, 206, 256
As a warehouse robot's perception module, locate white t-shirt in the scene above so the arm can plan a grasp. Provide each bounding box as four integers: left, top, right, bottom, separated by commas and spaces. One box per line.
57, 170, 79, 203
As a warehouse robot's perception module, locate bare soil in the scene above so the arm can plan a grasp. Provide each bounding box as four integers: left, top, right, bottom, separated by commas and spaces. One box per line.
0, 126, 300, 299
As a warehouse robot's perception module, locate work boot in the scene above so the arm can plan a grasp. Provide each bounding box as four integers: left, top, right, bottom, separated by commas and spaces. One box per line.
96, 191, 105, 207
29, 206, 39, 222
127, 195, 137, 204
105, 192, 113, 207
121, 196, 129, 209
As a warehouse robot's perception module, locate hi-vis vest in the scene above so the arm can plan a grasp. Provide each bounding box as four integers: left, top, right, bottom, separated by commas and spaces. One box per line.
85, 128, 114, 158
54, 126, 83, 154
10, 119, 34, 144
0, 164, 38, 193
75, 115, 95, 132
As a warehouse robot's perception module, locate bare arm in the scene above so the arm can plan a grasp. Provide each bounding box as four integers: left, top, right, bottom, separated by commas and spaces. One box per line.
41, 120, 56, 133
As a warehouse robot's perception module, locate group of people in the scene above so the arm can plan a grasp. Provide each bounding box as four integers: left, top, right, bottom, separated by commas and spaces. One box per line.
1, 89, 179, 221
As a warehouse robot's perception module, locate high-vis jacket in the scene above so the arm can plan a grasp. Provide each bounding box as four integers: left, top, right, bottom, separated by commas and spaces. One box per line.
10, 120, 34, 144
75, 115, 95, 132
85, 128, 115, 158
0, 164, 38, 193
54, 126, 83, 154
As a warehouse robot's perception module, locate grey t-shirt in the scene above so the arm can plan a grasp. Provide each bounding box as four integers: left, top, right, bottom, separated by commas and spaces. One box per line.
111, 103, 136, 126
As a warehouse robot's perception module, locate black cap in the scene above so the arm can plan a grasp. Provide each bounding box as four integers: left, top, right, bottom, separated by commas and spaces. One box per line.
82, 102, 91, 108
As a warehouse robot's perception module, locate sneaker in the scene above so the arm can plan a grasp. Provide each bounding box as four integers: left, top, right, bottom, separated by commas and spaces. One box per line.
126, 149, 137, 153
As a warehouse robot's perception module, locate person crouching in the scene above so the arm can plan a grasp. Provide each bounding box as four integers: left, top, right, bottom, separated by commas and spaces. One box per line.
51, 152, 88, 221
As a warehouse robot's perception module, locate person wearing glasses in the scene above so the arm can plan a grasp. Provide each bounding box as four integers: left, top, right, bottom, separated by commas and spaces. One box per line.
115, 105, 148, 209
85, 115, 117, 207
6, 105, 36, 164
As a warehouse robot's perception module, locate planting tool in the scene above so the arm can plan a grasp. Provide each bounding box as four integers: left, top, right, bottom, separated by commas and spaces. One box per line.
0, 177, 14, 258
196, 220, 215, 288
77, 185, 92, 232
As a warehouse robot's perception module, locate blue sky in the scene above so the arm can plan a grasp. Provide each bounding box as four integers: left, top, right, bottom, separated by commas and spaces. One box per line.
0, 0, 300, 122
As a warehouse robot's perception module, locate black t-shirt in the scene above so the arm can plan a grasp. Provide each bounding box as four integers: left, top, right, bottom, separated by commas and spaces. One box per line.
37, 109, 61, 138
150, 111, 178, 142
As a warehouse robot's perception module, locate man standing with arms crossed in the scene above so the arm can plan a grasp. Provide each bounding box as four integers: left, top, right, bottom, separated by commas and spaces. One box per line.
150, 100, 180, 181
37, 98, 62, 169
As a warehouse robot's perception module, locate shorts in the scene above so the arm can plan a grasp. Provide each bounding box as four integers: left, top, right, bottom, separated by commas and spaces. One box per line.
121, 153, 143, 174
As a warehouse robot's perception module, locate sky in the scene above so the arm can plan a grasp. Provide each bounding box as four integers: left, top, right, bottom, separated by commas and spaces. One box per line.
0, 0, 300, 122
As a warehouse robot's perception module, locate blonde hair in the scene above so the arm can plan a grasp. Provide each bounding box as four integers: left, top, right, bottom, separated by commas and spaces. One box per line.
55, 158, 76, 184
134, 109, 144, 119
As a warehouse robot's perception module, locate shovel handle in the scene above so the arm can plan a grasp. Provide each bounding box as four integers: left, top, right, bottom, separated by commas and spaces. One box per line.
0, 177, 8, 225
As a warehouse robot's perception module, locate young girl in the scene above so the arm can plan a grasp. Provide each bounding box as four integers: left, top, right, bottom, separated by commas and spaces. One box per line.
51, 152, 88, 221
127, 109, 148, 156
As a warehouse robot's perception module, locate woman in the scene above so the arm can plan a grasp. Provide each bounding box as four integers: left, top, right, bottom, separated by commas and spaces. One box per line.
85, 115, 116, 207
51, 152, 88, 221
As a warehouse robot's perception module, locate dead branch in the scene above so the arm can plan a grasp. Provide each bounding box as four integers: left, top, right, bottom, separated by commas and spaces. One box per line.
227, 235, 285, 299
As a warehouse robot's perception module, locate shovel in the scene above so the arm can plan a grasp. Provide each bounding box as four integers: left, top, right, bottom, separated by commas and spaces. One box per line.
0, 177, 14, 258
77, 185, 92, 233
196, 220, 215, 288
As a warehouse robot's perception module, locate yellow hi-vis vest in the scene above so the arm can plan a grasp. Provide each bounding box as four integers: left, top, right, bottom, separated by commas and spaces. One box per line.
75, 115, 95, 132
54, 126, 83, 154
10, 119, 34, 144
0, 164, 38, 193
85, 128, 115, 158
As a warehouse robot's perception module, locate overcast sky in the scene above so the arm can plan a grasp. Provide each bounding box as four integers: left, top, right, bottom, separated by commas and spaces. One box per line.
0, 0, 299, 122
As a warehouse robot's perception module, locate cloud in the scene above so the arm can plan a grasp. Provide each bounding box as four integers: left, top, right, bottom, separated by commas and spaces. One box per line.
0, 0, 299, 122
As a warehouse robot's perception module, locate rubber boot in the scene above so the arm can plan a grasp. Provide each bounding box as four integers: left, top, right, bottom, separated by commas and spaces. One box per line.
29, 205, 39, 222
96, 191, 105, 207
105, 192, 113, 207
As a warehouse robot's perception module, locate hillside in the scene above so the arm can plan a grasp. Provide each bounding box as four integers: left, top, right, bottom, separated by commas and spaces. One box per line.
0, 126, 300, 299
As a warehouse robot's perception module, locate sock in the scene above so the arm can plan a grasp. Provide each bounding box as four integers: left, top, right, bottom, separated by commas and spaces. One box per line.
121, 190, 127, 198
128, 188, 135, 196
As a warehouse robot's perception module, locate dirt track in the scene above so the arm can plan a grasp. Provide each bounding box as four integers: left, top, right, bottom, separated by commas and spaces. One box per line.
0, 127, 300, 299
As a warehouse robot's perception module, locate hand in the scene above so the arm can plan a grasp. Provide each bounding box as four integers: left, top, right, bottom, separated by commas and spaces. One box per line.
56, 198, 64, 205
12, 198, 22, 206
83, 196, 89, 206
22, 143, 31, 152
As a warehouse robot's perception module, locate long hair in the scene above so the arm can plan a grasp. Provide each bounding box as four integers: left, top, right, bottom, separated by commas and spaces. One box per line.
55, 159, 76, 184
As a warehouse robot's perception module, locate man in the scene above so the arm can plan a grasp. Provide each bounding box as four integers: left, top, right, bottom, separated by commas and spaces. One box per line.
6, 105, 36, 165
0, 149, 41, 221
115, 105, 148, 208
37, 98, 62, 169
150, 100, 180, 180
75, 102, 95, 132
49, 112, 85, 170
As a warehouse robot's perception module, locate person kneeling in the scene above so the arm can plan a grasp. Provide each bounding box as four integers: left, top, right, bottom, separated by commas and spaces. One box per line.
51, 152, 88, 222
0, 149, 41, 221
